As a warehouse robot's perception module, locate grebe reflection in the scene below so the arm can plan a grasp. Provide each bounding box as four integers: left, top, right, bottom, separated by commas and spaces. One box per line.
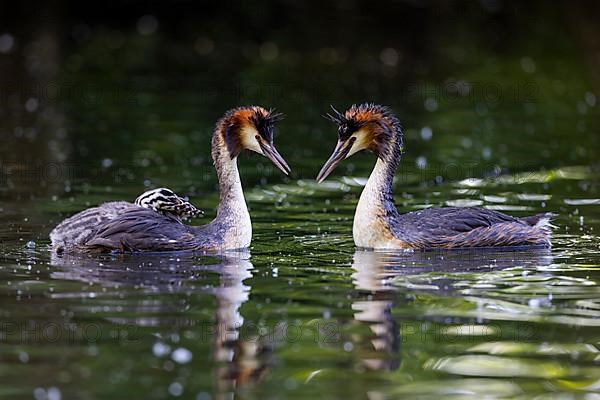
350, 247, 553, 372
50, 251, 271, 396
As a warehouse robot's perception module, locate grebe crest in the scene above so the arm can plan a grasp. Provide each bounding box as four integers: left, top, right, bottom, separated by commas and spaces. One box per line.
213, 106, 289, 174
318, 103, 403, 182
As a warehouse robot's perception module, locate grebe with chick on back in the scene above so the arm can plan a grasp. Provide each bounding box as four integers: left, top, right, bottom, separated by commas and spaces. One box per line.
50, 106, 290, 254
316, 103, 554, 250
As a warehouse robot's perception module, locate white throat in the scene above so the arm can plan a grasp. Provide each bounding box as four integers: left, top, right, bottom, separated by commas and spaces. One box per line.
215, 156, 252, 248
353, 158, 394, 248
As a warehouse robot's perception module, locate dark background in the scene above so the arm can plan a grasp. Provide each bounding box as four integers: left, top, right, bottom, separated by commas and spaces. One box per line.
1, 0, 599, 201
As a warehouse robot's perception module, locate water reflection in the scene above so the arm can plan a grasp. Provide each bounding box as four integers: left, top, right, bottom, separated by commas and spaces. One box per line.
351, 251, 400, 372
350, 248, 554, 375
353, 247, 554, 277
50, 250, 270, 398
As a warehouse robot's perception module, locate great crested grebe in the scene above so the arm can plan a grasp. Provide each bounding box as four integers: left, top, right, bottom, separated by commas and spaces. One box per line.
51, 106, 290, 253
316, 103, 554, 250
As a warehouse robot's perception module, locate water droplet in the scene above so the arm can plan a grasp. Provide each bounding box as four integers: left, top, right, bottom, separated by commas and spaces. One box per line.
153, 342, 171, 357
424, 97, 438, 112
380, 48, 400, 67
168, 382, 184, 397
482, 147, 492, 160
520, 57, 536, 74
416, 156, 427, 170
456, 80, 471, 96
585, 91, 596, 107
33, 388, 46, 400
0, 33, 14, 53
420, 126, 433, 140
461, 137, 473, 148
26, 241, 36, 249
25, 97, 39, 112
18, 351, 29, 363
343, 342, 354, 352
196, 392, 211, 400
137, 15, 158, 35
48, 387, 61, 400
171, 347, 192, 364
528, 298, 540, 308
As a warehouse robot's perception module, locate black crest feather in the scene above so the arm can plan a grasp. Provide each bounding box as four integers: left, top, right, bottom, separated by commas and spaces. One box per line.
250, 107, 284, 144
324, 102, 404, 161
324, 105, 347, 125
250, 108, 284, 131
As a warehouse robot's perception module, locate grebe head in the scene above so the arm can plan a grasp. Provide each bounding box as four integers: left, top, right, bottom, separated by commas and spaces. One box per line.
316, 103, 403, 182
216, 106, 291, 175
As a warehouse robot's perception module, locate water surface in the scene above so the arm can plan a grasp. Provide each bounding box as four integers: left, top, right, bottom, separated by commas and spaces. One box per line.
1, 2, 600, 399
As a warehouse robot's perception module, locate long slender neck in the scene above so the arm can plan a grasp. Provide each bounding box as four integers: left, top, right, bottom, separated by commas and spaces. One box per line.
353, 135, 402, 248
353, 130, 400, 226
213, 144, 248, 222
350, 110, 406, 248
363, 157, 397, 205
206, 134, 252, 248
360, 137, 401, 212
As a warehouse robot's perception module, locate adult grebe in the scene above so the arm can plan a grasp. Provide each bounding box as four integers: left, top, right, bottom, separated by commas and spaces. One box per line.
316, 103, 553, 250
51, 106, 290, 253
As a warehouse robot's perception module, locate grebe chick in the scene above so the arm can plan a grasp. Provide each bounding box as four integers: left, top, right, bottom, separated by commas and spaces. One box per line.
316, 103, 554, 250
135, 188, 204, 221
51, 106, 290, 253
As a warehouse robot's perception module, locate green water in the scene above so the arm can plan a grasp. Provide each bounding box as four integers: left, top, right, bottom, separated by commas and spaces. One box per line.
2, 3, 600, 399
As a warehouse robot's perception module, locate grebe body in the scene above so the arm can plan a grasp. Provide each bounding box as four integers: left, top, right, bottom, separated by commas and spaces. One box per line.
50, 106, 289, 253
317, 103, 553, 250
